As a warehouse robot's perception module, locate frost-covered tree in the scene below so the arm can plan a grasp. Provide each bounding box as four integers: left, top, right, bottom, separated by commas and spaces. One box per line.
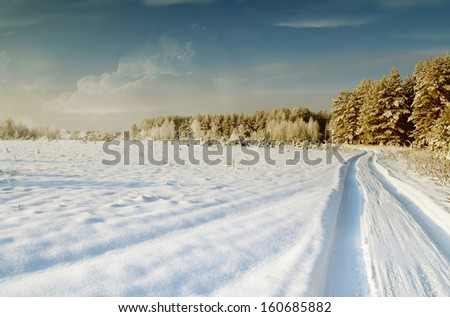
267, 119, 287, 140
159, 119, 175, 140
146, 118, 175, 140
356, 69, 409, 145
1, 118, 14, 139
135, 107, 329, 143
354, 79, 377, 144
402, 74, 416, 141
429, 105, 450, 152
0, 118, 64, 140
375, 68, 410, 144
306, 117, 320, 140
403, 75, 415, 109
330, 90, 353, 143
410, 55, 450, 147
190, 119, 203, 140
331, 79, 376, 144
131, 123, 140, 138
330, 54, 449, 150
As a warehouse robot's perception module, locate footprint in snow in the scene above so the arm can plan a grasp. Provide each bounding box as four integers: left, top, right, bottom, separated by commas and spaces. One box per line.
0, 237, 14, 245
138, 195, 161, 203
84, 217, 105, 224
133, 190, 167, 203
166, 180, 183, 187
111, 202, 126, 208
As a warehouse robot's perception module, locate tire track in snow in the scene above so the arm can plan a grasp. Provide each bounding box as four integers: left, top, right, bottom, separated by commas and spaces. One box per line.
321, 151, 370, 296
369, 155, 450, 261
309, 150, 450, 297
360, 152, 450, 296
307, 151, 369, 296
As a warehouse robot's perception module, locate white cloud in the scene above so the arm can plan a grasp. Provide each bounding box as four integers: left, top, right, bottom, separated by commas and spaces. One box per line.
276, 17, 374, 29
141, 0, 215, 7
42, 34, 317, 130
42, 35, 217, 121
42, 56, 329, 130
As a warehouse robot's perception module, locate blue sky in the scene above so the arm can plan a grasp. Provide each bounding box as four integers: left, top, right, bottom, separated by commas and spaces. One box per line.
1, 0, 449, 130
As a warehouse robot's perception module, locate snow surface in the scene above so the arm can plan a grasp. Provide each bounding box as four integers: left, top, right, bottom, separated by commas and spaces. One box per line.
0, 141, 448, 296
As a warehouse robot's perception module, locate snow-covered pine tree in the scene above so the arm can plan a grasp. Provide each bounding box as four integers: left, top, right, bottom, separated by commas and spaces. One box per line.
429, 103, 450, 153
357, 69, 409, 145
331, 90, 353, 143
252, 110, 267, 135
410, 55, 450, 147
402, 74, 416, 142
354, 79, 377, 144
375, 68, 409, 145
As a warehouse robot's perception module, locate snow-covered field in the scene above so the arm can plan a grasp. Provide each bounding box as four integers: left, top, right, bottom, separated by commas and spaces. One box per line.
0, 141, 449, 296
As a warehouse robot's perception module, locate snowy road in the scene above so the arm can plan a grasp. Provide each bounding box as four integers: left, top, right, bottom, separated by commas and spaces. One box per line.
0, 141, 449, 296
358, 152, 450, 296
315, 151, 450, 296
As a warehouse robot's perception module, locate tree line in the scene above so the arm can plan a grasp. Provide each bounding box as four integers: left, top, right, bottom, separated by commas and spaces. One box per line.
331, 55, 449, 153
3, 54, 447, 150
133, 107, 330, 144
1, 107, 330, 144
0, 118, 60, 140
0, 118, 119, 141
